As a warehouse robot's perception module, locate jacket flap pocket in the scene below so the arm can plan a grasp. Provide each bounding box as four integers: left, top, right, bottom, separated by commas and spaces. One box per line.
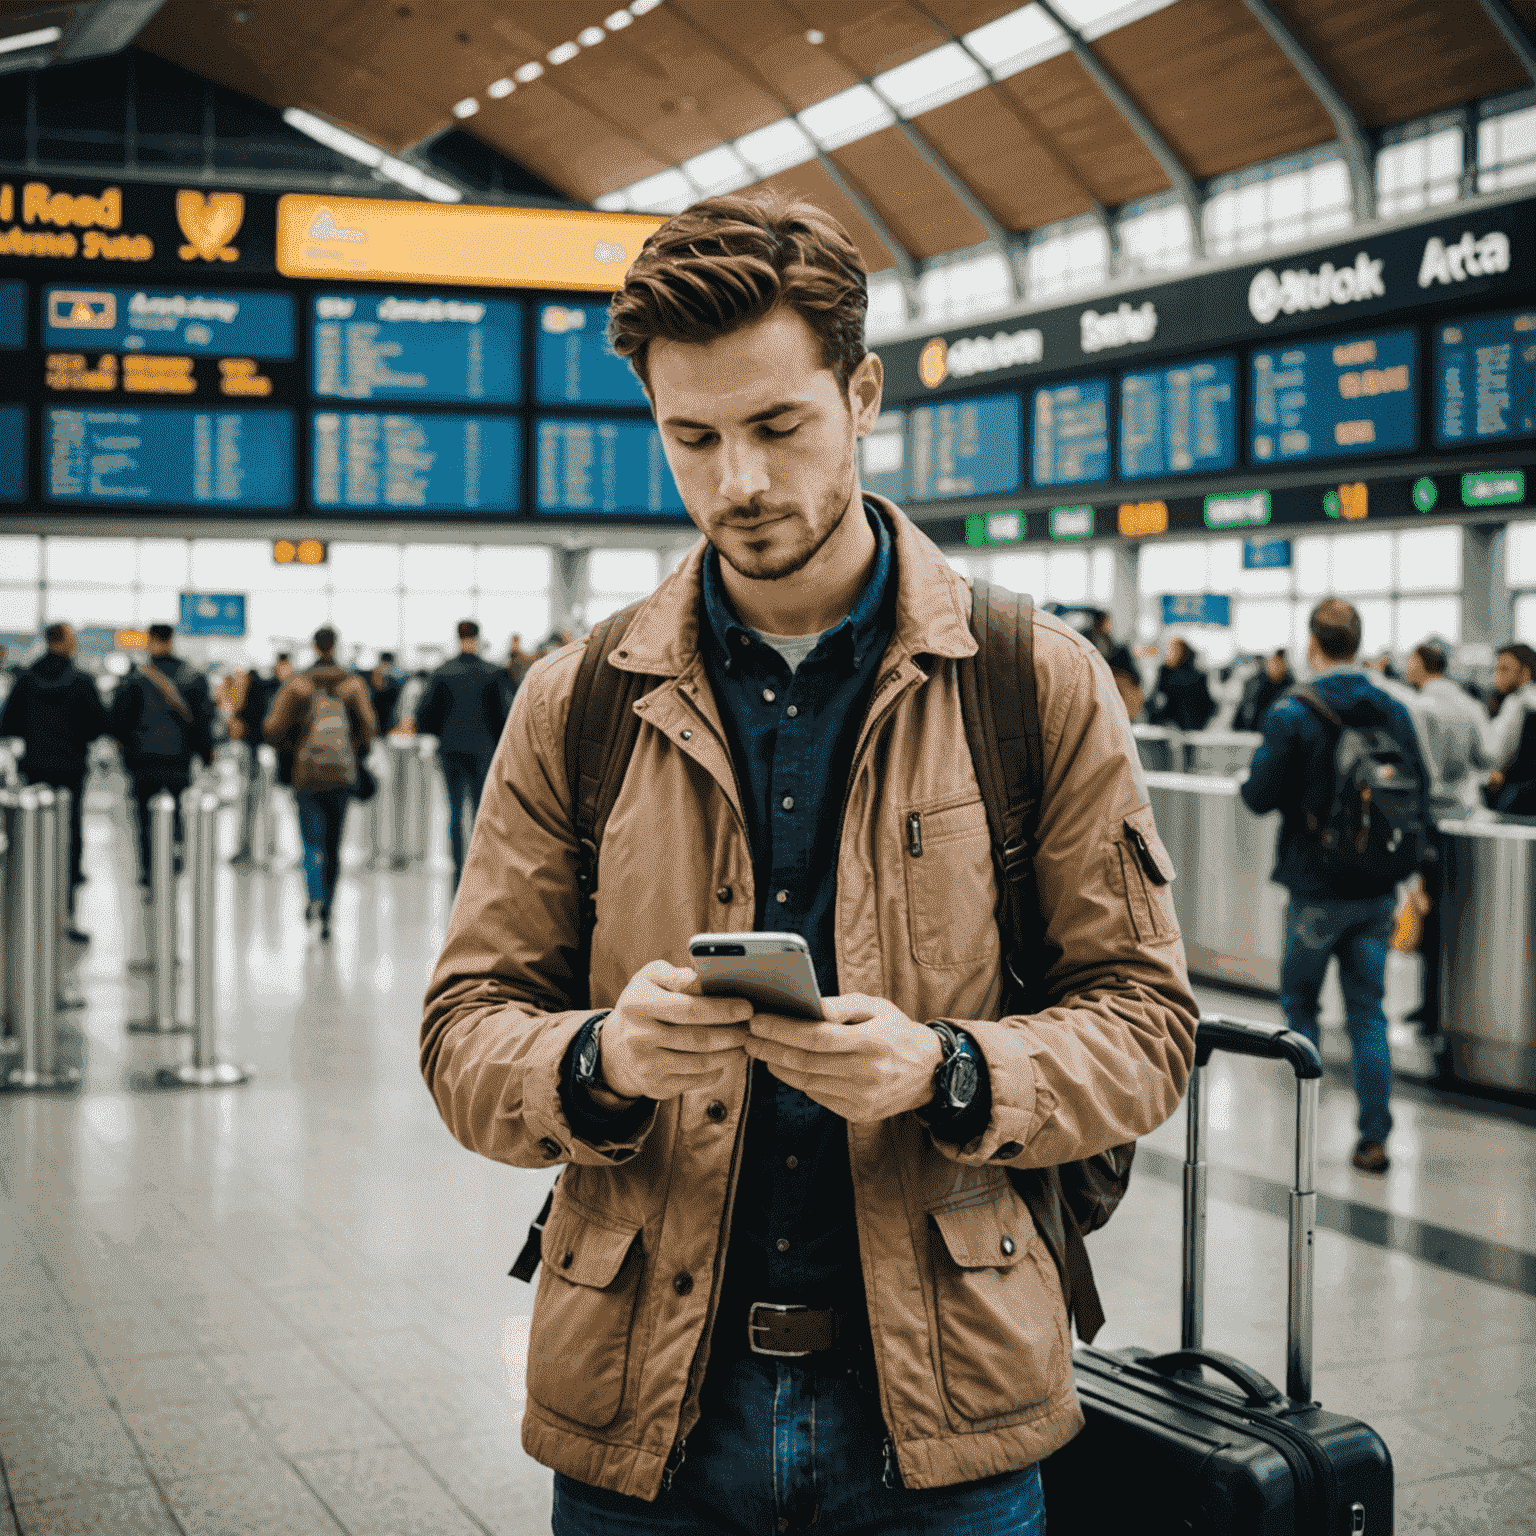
1124, 805, 1176, 885
541, 1202, 640, 1290
930, 1198, 1031, 1271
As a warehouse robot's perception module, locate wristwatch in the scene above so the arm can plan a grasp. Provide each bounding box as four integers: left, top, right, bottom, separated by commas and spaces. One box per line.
572, 1011, 613, 1095
925, 1021, 979, 1116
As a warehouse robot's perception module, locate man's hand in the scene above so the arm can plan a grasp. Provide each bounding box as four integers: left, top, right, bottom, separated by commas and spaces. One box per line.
598, 960, 753, 1103
744, 994, 943, 1125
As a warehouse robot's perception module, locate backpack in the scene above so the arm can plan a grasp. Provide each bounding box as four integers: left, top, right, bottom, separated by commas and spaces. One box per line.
131, 664, 191, 761
1288, 683, 1428, 894
293, 681, 358, 791
511, 580, 1131, 1342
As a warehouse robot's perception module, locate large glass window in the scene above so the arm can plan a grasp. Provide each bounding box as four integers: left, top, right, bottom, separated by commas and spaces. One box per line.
587, 548, 661, 625
1479, 93, 1536, 193
1025, 216, 1110, 304
1204, 147, 1351, 259
1115, 193, 1194, 278
1377, 116, 1463, 217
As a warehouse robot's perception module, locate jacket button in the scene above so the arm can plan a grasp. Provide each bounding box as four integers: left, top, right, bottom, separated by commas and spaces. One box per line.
561, 1249, 574, 1268
681, 730, 692, 741
716, 886, 732, 903
673, 1271, 693, 1295
706, 1100, 727, 1122
1000, 1236, 1016, 1256
539, 1137, 562, 1158
991, 1141, 1023, 1159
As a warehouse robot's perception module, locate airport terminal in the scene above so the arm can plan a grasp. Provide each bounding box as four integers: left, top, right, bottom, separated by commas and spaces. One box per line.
0, 0, 1534, 1532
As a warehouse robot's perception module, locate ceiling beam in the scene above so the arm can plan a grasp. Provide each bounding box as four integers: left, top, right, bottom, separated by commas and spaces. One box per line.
1032, 0, 1204, 255
1236, 0, 1376, 224
56, 0, 169, 61
1472, 0, 1536, 86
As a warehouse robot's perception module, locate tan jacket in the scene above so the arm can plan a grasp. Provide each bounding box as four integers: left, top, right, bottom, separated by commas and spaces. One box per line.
422, 500, 1197, 1498
263, 663, 376, 765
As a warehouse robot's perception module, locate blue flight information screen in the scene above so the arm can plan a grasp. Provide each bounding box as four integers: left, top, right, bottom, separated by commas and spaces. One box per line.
42, 286, 295, 357
1435, 310, 1536, 446
860, 410, 907, 501
0, 282, 23, 350
0, 405, 24, 500
45, 407, 293, 507
536, 301, 646, 405
1120, 356, 1236, 479
908, 393, 1021, 501
536, 417, 683, 515
311, 293, 521, 404
1251, 328, 1418, 464
311, 412, 520, 513
1033, 379, 1109, 487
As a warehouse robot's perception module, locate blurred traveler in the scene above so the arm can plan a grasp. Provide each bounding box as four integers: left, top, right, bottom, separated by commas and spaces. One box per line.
229, 656, 291, 865
1148, 636, 1217, 731
1086, 611, 1144, 720
0, 622, 109, 939
1482, 643, 1536, 815
415, 620, 510, 888
1241, 600, 1434, 1174
362, 651, 402, 736
500, 634, 532, 718
109, 623, 216, 888
421, 192, 1196, 1533
264, 626, 376, 940
1233, 648, 1294, 732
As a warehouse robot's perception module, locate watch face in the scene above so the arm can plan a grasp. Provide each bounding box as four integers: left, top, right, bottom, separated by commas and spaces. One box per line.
576, 1033, 601, 1084
947, 1053, 979, 1110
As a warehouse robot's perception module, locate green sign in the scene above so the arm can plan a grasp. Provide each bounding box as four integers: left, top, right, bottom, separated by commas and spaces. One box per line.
1323, 489, 1340, 519
964, 510, 1025, 546
1049, 505, 1094, 539
1203, 490, 1271, 529
1412, 476, 1439, 513
1461, 470, 1525, 508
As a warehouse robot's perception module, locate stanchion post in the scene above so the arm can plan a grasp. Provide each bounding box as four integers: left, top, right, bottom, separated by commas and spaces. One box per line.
53, 786, 85, 1011
8, 788, 79, 1090
0, 791, 22, 1060
254, 744, 278, 870
128, 793, 189, 1034
409, 739, 429, 863
389, 737, 410, 870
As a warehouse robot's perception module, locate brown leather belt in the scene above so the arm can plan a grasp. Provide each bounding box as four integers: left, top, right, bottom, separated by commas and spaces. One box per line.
746, 1302, 842, 1357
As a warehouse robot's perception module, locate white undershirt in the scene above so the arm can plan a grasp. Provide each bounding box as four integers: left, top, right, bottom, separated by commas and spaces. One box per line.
749, 627, 822, 675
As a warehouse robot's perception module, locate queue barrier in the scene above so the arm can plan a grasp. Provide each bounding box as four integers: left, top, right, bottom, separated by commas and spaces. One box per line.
387, 735, 436, 870
1134, 726, 1263, 777
128, 792, 188, 1035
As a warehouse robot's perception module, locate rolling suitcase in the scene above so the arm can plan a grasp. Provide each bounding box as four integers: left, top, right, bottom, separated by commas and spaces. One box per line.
1039, 1014, 1393, 1535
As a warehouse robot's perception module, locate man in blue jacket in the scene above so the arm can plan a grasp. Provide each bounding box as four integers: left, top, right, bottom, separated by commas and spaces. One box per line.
1241, 599, 1433, 1174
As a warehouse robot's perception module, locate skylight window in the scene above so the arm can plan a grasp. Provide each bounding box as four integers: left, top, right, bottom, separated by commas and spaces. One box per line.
963, 5, 1066, 77
735, 118, 817, 175
874, 44, 985, 116
452, 98, 479, 118
1053, 0, 1180, 39
548, 41, 579, 65
514, 61, 544, 83
624, 168, 695, 213
487, 78, 514, 99
578, 26, 606, 46
605, 10, 633, 28
798, 86, 895, 152
683, 145, 754, 195
630, 0, 662, 14
594, 190, 631, 211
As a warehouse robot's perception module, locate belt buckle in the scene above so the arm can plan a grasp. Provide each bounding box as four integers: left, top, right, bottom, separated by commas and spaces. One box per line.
747, 1301, 810, 1358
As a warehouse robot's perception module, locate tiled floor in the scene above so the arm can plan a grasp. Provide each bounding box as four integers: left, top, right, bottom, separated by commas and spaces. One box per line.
1, 763, 1533, 1534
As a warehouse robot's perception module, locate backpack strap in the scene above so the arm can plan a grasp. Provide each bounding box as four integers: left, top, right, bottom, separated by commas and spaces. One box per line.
1286, 682, 1342, 733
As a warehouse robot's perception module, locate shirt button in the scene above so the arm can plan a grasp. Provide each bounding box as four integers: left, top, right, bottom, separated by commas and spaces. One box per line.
673, 1271, 693, 1295
716, 885, 733, 903
707, 1099, 727, 1122
781, 795, 794, 811
776, 890, 788, 904
680, 729, 692, 741
786, 705, 798, 718
1001, 1236, 1016, 1256
775, 1238, 790, 1254
763, 688, 775, 703
785, 1155, 798, 1169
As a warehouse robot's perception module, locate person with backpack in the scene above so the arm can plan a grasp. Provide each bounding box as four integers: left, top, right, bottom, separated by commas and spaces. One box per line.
413, 620, 510, 888
263, 626, 376, 940
0, 621, 109, 940
420, 193, 1197, 1535
1241, 599, 1435, 1175
109, 622, 217, 888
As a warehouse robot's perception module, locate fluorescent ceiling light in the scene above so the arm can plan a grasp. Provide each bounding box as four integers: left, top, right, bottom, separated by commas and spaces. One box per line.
604, 10, 633, 28
452, 98, 479, 118
594, 190, 631, 211
629, 0, 662, 13
282, 108, 461, 202
682, 144, 752, 195
548, 41, 579, 65
805, 29, 824, 44
514, 60, 544, 82
381, 157, 462, 202
0, 24, 62, 55
578, 26, 605, 46
487, 78, 514, 98
624, 168, 693, 213
798, 85, 895, 152
963, 5, 1066, 74
874, 43, 985, 115
734, 118, 815, 175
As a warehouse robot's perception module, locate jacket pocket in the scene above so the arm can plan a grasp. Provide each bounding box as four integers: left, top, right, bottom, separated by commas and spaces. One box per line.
902, 796, 995, 969
927, 1188, 1065, 1423
526, 1198, 644, 1430
1113, 803, 1179, 945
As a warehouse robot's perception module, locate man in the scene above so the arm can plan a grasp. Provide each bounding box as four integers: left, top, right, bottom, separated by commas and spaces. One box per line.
362, 651, 402, 737
1234, 649, 1293, 732
1482, 642, 1536, 814
421, 194, 1197, 1533
229, 654, 292, 865
0, 622, 108, 940
264, 627, 375, 940
1084, 610, 1143, 721
1147, 636, 1216, 731
414, 620, 509, 888
109, 623, 215, 887
1241, 600, 1433, 1174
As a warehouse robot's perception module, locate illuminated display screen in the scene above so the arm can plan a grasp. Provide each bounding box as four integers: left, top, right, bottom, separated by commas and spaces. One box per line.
42, 285, 295, 357
1033, 379, 1109, 487
908, 393, 1021, 501
1435, 310, 1536, 446
536, 417, 683, 515
45, 406, 294, 507
311, 292, 521, 404
311, 411, 520, 513
0, 404, 23, 499
1250, 329, 1418, 465
0, 281, 23, 349
535, 300, 645, 405
1120, 356, 1236, 480
860, 410, 907, 501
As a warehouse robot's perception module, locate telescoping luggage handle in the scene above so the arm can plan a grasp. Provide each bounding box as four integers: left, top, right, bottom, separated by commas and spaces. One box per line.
1179, 1015, 1323, 1407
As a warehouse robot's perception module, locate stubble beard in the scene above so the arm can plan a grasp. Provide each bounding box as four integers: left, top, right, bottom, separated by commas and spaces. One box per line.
711, 462, 859, 586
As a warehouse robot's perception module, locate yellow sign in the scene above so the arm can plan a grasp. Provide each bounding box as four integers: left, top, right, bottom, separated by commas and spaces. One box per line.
1118, 500, 1169, 537
124, 354, 195, 394
918, 337, 948, 389
1338, 482, 1369, 520
177, 190, 244, 263
0, 180, 153, 260
273, 538, 328, 565
275, 194, 663, 291
114, 629, 150, 651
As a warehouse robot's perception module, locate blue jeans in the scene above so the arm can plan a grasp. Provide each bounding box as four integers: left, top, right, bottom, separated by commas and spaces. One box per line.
551, 1350, 1045, 1536
295, 787, 350, 907
440, 750, 492, 883
1280, 894, 1395, 1144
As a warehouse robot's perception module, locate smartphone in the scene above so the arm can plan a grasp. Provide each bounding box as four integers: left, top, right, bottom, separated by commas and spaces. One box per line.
688, 933, 824, 1021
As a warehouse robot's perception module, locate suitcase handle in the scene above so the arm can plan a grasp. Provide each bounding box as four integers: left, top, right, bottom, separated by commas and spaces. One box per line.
1195, 1017, 1323, 1080
1141, 1348, 1287, 1411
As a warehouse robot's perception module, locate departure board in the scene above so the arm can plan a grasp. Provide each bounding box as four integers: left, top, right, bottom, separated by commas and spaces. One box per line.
311, 293, 521, 404
908, 393, 1021, 501
860, 410, 906, 501
0, 405, 23, 500
311, 411, 520, 512
535, 300, 646, 405
43, 285, 295, 357
1251, 329, 1418, 464
1033, 379, 1109, 487
0, 281, 22, 349
45, 407, 294, 507
1434, 310, 1536, 446
535, 417, 683, 515
1120, 356, 1236, 479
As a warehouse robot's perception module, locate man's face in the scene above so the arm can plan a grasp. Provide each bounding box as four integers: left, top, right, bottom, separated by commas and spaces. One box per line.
57, 624, 77, 658
1494, 652, 1532, 695
147, 637, 171, 657
1265, 652, 1288, 683
1403, 652, 1429, 689
647, 306, 882, 583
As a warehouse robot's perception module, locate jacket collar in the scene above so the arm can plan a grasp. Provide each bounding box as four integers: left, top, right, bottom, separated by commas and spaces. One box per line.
611, 493, 977, 679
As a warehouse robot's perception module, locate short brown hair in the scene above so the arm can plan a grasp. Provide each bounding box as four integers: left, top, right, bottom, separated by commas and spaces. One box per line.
1309, 599, 1362, 661
607, 193, 868, 394
457, 619, 479, 641
1412, 642, 1447, 675
312, 625, 337, 656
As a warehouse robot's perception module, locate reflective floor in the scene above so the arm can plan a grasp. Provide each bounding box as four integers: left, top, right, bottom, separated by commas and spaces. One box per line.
0, 765, 1532, 1535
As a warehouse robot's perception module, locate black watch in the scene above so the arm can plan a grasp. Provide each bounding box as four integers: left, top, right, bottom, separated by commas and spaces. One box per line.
926, 1021, 979, 1116
573, 1011, 613, 1094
